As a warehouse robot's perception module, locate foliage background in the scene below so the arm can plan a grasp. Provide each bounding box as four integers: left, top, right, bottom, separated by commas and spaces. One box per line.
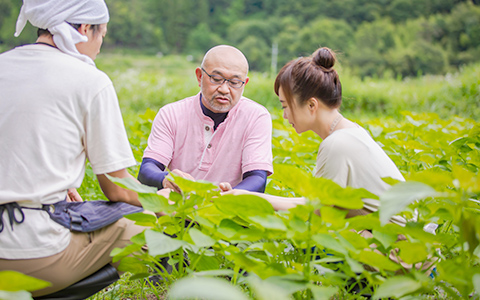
1, 0, 480, 78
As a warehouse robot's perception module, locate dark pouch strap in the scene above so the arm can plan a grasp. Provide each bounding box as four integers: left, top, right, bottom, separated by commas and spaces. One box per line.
44, 200, 143, 232
0, 202, 25, 233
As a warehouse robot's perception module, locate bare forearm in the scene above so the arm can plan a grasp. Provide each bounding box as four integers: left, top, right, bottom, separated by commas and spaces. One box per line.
244, 191, 305, 211
97, 170, 141, 206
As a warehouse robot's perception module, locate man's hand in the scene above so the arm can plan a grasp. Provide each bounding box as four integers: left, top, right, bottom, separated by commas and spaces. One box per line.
219, 182, 232, 192
219, 183, 252, 196
162, 169, 195, 194
66, 188, 83, 202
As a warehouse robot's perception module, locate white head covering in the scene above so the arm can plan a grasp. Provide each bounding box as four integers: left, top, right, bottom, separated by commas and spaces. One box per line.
14, 0, 109, 66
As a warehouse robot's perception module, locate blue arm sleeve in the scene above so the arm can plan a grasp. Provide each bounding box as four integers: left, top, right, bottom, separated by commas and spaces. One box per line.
137, 157, 169, 189
233, 170, 268, 193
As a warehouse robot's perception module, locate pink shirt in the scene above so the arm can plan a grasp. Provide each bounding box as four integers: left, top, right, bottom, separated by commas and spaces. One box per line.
144, 93, 273, 186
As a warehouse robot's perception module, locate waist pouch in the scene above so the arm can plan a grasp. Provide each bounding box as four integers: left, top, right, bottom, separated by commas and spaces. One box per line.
43, 200, 144, 232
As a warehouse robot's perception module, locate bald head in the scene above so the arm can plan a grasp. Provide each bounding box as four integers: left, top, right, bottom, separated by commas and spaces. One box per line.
201, 45, 249, 77
196, 45, 250, 113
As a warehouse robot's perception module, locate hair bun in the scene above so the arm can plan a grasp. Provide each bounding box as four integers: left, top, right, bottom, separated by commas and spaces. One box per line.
312, 47, 336, 70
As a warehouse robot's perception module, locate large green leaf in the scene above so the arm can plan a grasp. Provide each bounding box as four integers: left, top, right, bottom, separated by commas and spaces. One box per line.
249, 214, 287, 231
187, 252, 220, 271
168, 277, 249, 300
117, 257, 149, 274
215, 194, 275, 217
138, 193, 174, 214
106, 175, 157, 194
167, 173, 219, 194
124, 212, 157, 227
247, 275, 294, 300
0, 291, 33, 300
189, 227, 216, 248
394, 240, 429, 264
379, 181, 438, 225
320, 206, 348, 228
373, 276, 423, 299
145, 229, 188, 257
312, 234, 348, 255
264, 274, 309, 294
272, 164, 371, 209
354, 250, 401, 271
309, 284, 338, 300
0, 271, 50, 292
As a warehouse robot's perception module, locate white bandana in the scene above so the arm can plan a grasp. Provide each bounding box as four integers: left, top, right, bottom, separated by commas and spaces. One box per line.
14, 0, 109, 66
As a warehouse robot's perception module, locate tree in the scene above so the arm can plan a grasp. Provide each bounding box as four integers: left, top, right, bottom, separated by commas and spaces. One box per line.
185, 23, 224, 56
292, 18, 354, 58
106, 0, 166, 51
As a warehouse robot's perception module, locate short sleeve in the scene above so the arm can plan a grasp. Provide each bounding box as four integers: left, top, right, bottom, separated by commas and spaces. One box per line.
84, 84, 136, 174
241, 110, 274, 175
143, 107, 175, 166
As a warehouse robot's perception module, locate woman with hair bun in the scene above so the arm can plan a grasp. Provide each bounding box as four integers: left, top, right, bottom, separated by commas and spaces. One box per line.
222, 47, 405, 224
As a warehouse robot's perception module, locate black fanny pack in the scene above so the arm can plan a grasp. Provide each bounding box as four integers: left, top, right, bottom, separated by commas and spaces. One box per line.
0, 200, 143, 233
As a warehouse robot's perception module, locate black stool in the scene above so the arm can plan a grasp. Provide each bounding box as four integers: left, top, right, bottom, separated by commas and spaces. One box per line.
33, 264, 119, 300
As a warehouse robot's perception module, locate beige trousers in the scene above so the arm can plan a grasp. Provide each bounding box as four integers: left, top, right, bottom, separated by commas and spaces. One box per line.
0, 217, 146, 297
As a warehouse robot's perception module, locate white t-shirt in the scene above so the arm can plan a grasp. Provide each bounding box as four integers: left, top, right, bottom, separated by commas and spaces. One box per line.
0, 44, 136, 259
314, 126, 405, 225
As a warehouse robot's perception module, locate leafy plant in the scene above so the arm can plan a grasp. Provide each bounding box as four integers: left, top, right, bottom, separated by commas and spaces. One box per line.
0, 271, 50, 300
108, 111, 478, 299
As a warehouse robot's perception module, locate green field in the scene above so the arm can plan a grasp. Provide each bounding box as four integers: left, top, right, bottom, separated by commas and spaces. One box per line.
2, 54, 477, 299
79, 54, 480, 299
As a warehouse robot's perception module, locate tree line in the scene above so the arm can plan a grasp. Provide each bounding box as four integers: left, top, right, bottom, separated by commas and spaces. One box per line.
1, 0, 479, 78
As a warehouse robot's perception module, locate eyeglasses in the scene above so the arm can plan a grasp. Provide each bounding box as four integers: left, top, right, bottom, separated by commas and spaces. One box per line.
201, 68, 245, 89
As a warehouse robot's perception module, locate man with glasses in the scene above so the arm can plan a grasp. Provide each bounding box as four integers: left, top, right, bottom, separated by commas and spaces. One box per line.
138, 45, 273, 193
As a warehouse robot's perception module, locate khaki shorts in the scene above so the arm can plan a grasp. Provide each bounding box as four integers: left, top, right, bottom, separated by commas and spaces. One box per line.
0, 217, 146, 297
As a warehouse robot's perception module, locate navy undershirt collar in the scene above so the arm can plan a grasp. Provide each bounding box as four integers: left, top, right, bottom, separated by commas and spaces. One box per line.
200, 94, 228, 131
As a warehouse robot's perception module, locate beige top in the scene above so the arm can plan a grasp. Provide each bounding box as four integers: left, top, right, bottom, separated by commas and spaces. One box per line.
314, 126, 406, 225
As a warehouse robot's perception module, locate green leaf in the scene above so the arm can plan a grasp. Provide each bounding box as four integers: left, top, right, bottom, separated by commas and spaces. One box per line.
380, 181, 438, 225
354, 250, 401, 271
312, 234, 347, 255
124, 212, 157, 227
111, 244, 143, 263
106, 175, 157, 194
168, 277, 249, 300
192, 269, 235, 277
309, 284, 338, 300
472, 273, 480, 296
131, 231, 146, 245
0, 291, 33, 300
189, 227, 216, 248
373, 276, 422, 299
188, 252, 220, 271
247, 275, 294, 300
167, 173, 219, 194
394, 240, 429, 264
0, 271, 51, 292
217, 218, 245, 239
215, 194, 275, 217
145, 229, 188, 257
272, 164, 373, 209
339, 230, 370, 250
117, 257, 149, 274
372, 230, 398, 249
320, 206, 347, 228
138, 193, 174, 214
249, 214, 287, 231
264, 275, 309, 294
